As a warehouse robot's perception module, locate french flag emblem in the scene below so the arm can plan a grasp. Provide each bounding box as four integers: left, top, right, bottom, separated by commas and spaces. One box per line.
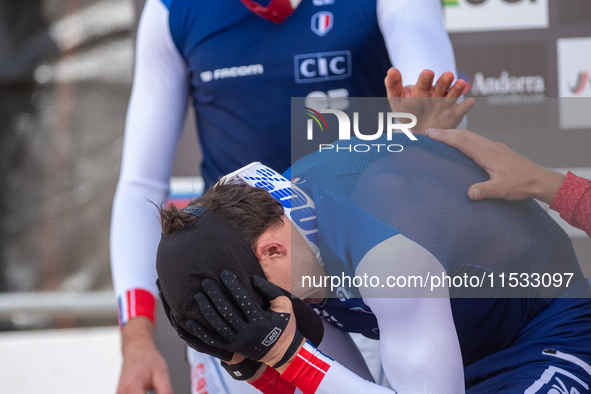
311, 11, 333, 36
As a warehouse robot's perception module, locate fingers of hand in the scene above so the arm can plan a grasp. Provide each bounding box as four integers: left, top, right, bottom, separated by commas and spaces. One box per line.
446, 78, 466, 98
117, 377, 148, 394
201, 279, 245, 331
433, 71, 455, 97
218, 271, 260, 320
427, 129, 491, 166
252, 275, 284, 301
468, 181, 502, 201
195, 292, 238, 341
455, 97, 475, 118
186, 318, 227, 348
117, 366, 150, 394
414, 70, 435, 93
268, 295, 294, 315
385, 67, 404, 98
152, 366, 174, 394
117, 347, 172, 394
468, 184, 485, 200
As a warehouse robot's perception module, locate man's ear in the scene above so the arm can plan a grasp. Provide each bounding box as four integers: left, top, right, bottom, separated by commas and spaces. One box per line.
255, 238, 288, 263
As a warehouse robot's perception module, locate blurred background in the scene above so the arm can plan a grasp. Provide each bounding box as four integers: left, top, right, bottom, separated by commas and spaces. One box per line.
0, 0, 589, 393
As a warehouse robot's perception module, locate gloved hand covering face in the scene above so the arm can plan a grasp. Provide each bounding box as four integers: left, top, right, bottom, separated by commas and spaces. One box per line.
188, 270, 305, 368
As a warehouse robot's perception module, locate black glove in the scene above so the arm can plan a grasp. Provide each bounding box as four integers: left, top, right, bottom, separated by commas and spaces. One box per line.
187, 270, 304, 367
156, 278, 234, 362
220, 358, 263, 381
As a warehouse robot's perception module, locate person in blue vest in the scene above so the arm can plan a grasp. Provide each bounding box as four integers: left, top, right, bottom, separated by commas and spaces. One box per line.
111, 1, 459, 393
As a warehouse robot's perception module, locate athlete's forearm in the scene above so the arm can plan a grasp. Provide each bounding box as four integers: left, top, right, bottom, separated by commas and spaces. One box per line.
378, 0, 457, 83
364, 297, 464, 394
121, 316, 155, 353
278, 341, 393, 394
110, 178, 168, 325
356, 237, 465, 393
110, 0, 189, 322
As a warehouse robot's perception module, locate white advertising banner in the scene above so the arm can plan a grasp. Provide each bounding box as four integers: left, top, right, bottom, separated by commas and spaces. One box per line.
443, 0, 549, 33
557, 37, 591, 129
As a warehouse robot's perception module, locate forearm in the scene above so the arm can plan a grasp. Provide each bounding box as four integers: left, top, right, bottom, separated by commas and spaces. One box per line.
356, 236, 464, 393
364, 298, 464, 394
121, 316, 157, 356
378, 0, 456, 82
278, 341, 394, 394
111, 0, 189, 324
530, 168, 565, 205
110, 179, 168, 325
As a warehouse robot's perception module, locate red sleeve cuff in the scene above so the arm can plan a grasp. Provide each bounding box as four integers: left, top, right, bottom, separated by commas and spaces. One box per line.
117, 288, 156, 327
250, 365, 296, 394
281, 342, 331, 394
550, 171, 591, 236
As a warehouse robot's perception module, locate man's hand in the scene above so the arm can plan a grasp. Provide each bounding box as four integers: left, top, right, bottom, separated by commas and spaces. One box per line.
187, 271, 304, 371
117, 317, 173, 394
385, 68, 475, 134
426, 128, 565, 204
157, 279, 234, 362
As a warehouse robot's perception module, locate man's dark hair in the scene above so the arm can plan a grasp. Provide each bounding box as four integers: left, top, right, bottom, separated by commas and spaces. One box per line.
159, 183, 284, 251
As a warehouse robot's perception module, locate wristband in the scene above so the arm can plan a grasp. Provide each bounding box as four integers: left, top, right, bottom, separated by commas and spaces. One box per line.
272, 329, 304, 369
117, 288, 156, 327
220, 358, 262, 381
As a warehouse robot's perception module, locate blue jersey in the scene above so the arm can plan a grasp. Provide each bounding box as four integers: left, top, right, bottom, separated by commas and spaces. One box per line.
284, 134, 586, 366
165, 0, 392, 186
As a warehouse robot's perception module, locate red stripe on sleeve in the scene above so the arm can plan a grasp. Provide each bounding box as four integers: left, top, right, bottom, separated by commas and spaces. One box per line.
126, 290, 132, 322
250, 366, 296, 394
281, 344, 331, 394
297, 346, 331, 373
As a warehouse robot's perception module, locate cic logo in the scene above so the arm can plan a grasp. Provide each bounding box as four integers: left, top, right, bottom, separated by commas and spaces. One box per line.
304, 108, 418, 153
